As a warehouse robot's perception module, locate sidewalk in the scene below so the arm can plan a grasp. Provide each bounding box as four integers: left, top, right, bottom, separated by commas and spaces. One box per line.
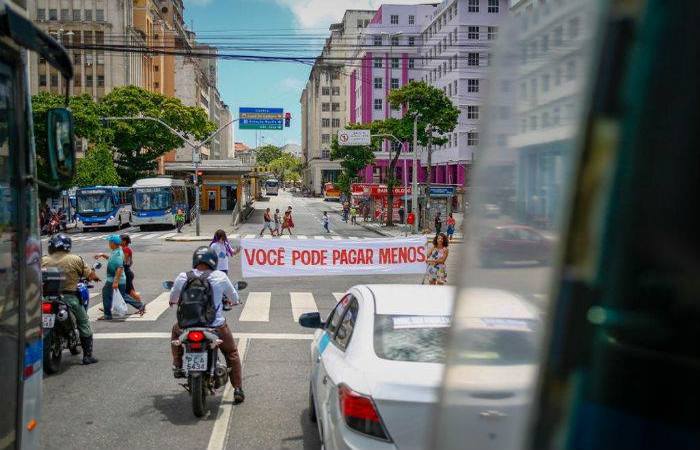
348, 211, 465, 242
166, 212, 236, 242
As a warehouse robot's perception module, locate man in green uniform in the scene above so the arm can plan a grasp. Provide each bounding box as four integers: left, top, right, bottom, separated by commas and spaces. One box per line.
41, 233, 101, 365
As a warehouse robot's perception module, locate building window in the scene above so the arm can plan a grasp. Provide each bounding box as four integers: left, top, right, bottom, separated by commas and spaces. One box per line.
95, 9, 104, 22
467, 79, 479, 92
569, 17, 580, 39
374, 98, 383, 110
566, 60, 576, 81
542, 74, 550, 92
391, 78, 399, 89
408, 36, 415, 46
97, 75, 105, 88
468, 26, 479, 40
73, 9, 81, 21
488, 26, 498, 40
321, 149, 330, 158
96, 53, 104, 65
332, 86, 340, 96
390, 15, 399, 25
468, 0, 479, 13
322, 87, 330, 95
373, 35, 382, 46
408, 15, 415, 25
85, 75, 93, 87
408, 58, 415, 69
553, 106, 561, 125
553, 26, 563, 46
357, 19, 364, 28
374, 77, 383, 89
530, 115, 538, 130
85, 10, 92, 21
555, 66, 562, 85
467, 132, 479, 146
73, 52, 81, 64
49, 8, 58, 20
391, 58, 399, 69
39, 75, 47, 86
542, 112, 550, 128
467, 106, 479, 119
322, 118, 330, 127
85, 53, 93, 65
453, 80, 458, 95
391, 36, 399, 46
332, 118, 340, 127
50, 74, 58, 87
373, 57, 382, 68
488, 0, 500, 13
74, 75, 81, 87
467, 52, 479, 66
37, 8, 46, 20
322, 103, 330, 112
60, 8, 69, 20
321, 134, 330, 144
332, 103, 340, 112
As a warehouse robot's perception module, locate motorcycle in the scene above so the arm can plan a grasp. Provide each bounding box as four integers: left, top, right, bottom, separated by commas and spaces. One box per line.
164, 279, 248, 417
42, 262, 101, 374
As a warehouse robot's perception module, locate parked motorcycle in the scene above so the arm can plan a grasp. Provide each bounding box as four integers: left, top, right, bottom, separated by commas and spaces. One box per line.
164, 279, 248, 417
42, 262, 101, 374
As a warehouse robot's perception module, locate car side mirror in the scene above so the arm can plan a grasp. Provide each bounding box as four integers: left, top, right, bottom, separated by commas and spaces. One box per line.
46, 108, 76, 183
163, 281, 174, 290
235, 281, 248, 290
299, 312, 323, 329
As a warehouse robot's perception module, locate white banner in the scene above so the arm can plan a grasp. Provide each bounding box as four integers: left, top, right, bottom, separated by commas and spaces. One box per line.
240, 236, 428, 278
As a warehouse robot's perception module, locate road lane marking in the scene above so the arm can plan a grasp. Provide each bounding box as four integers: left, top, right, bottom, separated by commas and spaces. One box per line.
126, 291, 170, 321
137, 233, 159, 240
238, 292, 270, 322
207, 337, 249, 450
244, 234, 256, 239
313, 235, 326, 240
82, 234, 106, 241
93, 332, 314, 340
262, 234, 272, 239
297, 235, 308, 239
331, 236, 343, 240
290, 292, 318, 322
279, 235, 290, 239
160, 232, 178, 239
333, 292, 344, 302
87, 302, 103, 321
348, 236, 359, 240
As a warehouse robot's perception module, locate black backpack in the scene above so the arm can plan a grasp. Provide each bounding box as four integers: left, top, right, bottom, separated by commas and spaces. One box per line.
176, 271, 217, 328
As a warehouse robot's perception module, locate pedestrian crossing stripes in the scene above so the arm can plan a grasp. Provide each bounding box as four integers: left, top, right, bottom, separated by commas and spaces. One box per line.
41, 231, 182, 242
86, 291, 346, 323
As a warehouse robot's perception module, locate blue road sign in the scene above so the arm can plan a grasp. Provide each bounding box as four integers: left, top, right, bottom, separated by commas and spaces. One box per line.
239, 107, 284, 130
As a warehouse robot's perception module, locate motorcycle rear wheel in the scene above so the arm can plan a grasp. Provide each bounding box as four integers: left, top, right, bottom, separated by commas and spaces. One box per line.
190, 374, 208, 417
43, 330, 62, 374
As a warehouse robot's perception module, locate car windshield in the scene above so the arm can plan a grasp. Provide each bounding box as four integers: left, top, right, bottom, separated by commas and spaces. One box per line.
374, 314, 450, 363
266, 180, 278, 187
76, 191, 113, 213
453, 322, 539, 366
133, 188, 171, 211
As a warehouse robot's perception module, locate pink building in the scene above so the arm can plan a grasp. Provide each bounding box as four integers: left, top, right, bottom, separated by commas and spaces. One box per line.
349, 4, 438, 185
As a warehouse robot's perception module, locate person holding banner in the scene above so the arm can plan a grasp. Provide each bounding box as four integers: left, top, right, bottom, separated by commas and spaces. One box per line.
426, 233, 449, 285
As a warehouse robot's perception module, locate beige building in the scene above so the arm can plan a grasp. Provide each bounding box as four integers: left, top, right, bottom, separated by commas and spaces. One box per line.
300, 9, 375, 195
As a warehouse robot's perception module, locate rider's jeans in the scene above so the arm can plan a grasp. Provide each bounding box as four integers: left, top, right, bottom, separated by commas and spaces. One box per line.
171, 322, 243, 388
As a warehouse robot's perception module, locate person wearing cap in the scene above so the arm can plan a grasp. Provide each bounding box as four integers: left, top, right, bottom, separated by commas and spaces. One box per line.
95, 234, 145, 319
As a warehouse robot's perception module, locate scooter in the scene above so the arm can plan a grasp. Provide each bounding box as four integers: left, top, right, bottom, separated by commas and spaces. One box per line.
164, 279, 247, 417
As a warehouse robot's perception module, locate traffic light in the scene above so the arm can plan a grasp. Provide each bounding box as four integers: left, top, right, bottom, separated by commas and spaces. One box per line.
284, 112, 291, 128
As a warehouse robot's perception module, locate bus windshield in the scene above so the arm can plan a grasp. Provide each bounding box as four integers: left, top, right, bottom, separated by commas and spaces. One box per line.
76, 190, 113, 214
265, 180, 279, 188
133, 188, 172, 211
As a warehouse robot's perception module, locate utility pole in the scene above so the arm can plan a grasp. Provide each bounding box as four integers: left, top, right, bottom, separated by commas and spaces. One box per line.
101, 115, 239, 236
412, 113, 419, 233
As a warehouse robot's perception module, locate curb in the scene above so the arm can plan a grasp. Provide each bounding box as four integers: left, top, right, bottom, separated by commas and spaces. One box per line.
165, 235, 212, 242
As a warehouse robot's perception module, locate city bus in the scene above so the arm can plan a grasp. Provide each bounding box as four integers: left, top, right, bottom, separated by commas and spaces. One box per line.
322, 182, 340, 201
264, 178, 279, 196
74, 186, 132, 231
131, 177, 192, 230
0, 2, 77, 447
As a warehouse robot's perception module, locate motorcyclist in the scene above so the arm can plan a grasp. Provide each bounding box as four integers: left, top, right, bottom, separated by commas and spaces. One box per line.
169, 247, 245, 404
41, 233, 101, 365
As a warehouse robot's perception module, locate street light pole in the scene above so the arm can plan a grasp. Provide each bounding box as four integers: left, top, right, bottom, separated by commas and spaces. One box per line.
101, 115, 239, 236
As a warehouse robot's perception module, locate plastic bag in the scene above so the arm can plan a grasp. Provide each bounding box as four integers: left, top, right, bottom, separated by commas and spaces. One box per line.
111, 288, 128, 317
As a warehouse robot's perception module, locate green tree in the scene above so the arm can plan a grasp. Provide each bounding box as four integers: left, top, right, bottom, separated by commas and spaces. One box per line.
268, 153, 302, 184
255, 144, 284, 165
98, 86, 216, 185
72, 143, 121, 186
330, 122, 382, 197
388, 81, 459, 227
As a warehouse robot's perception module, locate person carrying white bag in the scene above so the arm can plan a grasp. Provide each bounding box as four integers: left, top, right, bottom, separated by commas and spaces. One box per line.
95, 235, 146, 320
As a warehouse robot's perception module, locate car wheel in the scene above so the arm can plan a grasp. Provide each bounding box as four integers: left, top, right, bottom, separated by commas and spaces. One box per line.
308, 383, 317, 423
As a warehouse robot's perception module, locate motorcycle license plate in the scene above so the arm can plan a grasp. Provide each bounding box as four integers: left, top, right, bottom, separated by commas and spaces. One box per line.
42, 314, 55, 328
184, 352, 208, 371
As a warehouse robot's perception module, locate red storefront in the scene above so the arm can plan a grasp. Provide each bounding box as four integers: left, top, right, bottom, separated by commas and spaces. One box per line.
350, 183, 412, 222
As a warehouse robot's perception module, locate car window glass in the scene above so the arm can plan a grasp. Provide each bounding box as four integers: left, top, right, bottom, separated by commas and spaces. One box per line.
326, 294, 351, 335
334, 299, 359, 350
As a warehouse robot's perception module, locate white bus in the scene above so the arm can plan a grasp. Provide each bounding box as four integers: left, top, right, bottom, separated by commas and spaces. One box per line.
131, 178, 194, 230
265, 179, 280, 196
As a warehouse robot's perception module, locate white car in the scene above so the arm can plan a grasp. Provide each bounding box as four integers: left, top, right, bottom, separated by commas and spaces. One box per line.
299, 284, 455, 450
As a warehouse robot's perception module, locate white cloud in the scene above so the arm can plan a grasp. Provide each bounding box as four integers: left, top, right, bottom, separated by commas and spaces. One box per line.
273, 0, 431, 29
279, 76, 305, 91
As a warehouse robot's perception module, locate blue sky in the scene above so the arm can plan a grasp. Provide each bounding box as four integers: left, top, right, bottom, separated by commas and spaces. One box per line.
183, 0, 429, 148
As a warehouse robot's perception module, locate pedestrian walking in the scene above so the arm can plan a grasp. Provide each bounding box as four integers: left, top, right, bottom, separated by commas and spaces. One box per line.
259, 208, 274, 236
446, 213, 456, 241
322, 211, 330, 233
342, 201, 350, 222
95, 235, 145, 319
363, 203, 370, 222
398, 205, 405, 224
374, 206, 383, 223
175, 208, 185, 233
273, 208, 281, 236
210, 229, 241, 309
434, 211, 442, 235
120, 234, 141, 302
350, 205, 358, 225
281, 208, 294, 235
426, 233, 449, 285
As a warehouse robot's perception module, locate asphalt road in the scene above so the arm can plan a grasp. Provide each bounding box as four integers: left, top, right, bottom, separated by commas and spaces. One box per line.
41, 191, 549, 449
